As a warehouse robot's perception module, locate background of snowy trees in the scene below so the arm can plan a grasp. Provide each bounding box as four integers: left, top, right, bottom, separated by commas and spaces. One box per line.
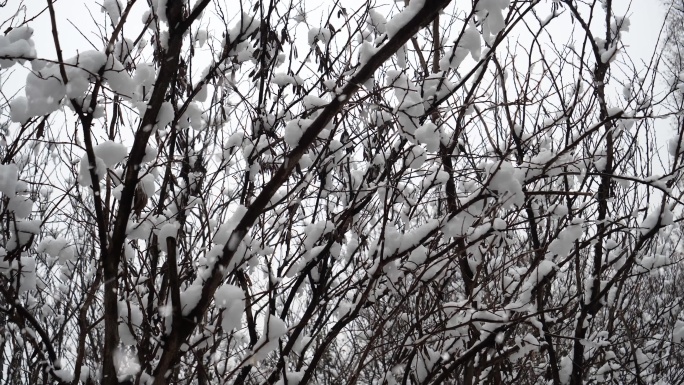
0, 0, 683, 384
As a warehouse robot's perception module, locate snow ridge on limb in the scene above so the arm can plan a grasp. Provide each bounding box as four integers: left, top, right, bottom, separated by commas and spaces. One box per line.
149, 0, 453, 383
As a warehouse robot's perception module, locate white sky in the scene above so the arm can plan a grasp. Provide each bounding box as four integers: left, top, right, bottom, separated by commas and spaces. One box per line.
15, 0, 666, 64
4, 0, 673, 153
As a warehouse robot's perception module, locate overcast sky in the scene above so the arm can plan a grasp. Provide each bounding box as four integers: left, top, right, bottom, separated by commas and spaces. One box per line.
8, 0, 673, 143
17, 0, 665, 63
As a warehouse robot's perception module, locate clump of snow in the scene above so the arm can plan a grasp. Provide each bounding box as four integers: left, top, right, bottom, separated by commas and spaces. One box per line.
638, 253, 671, 272
53, 363, 74, 382
78, 367, 92, 383
481, 161, 525, 208
0, 26, 37, 69
8, 195, 33, 218
179, 103, 203, 130
674, 320, 684, 344
546, 218, 583, 259
9, 97, 29, 124
303, 221, 335, 250
219, 13, 259, 62
139, 173, 156, 196
302, 95, 328, 109
440, 22, 481, 70
36, 236, 75, 264
24, 68, 67, 117
151, 0, 168, 23
118, 301, 143, 345
358, 41, 379, 67
397, 219, 439, 254
442, 198, 485, 238
251, 315, 288, 362
142, 145, 158, 163
668, 134, 684, 156
19, 256, 37, 293
386, 0, 426, 38
114, 38, 134, 66
113, 347, 140, 382
514, 260, 557, 307
214, 205, 247, 245
156, 101, 175, 128
133, 63, 156, 99
493, 218, 507, 231
228, 13, 259, 41
292, 333, 312, 355
412, 347, 440, 382
299, 154, 313, 169
415, 122, 440, 152
368, 10, 387, 34
158, 221, 179, 252
14, 50, 137, 121
284, 119, 313, 147
386, 70, 424, 137
0, 253, 38, 293
407, 146, 426, 169
195, 30, 208, 47
475, 0, 510, 43
78, 155, 107, 187
640, 205, 673, 235
6, 220, 40, 251
180, 284, 202, 316
308, 27, 332, 45
194, 82, 209, 102
214, 284, 245, 331
94, 141, 127, 167
103, 55, 136, 97
272, 73, 305, 88
275, 371, 305, 385
102, 0, 123, 25
0, 164, 18, 196
405, 245, 428, 270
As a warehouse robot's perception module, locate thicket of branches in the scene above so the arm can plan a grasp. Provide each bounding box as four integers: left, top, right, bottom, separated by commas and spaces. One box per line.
0, 0, 683, 384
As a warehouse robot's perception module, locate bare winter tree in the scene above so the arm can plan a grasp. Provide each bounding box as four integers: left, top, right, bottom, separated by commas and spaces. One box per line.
0, 0, 683, 384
